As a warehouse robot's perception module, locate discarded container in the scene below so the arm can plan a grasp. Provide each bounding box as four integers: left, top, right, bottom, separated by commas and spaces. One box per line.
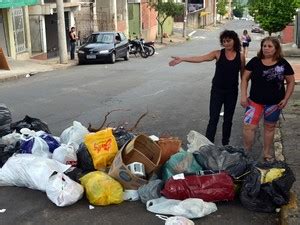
109, 134, 161, 190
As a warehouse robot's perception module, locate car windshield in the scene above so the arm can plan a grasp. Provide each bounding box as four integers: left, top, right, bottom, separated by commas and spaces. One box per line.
87, 34, 114, 44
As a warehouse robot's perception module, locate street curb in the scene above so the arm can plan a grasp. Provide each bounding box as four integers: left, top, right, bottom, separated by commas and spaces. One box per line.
276, 118, 299, 225
274, 126, 287, 225
280, 192, 298, 225
0, 62, 76, 83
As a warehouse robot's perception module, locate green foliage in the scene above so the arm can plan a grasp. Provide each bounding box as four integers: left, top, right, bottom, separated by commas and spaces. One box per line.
217, 0, 227, 17
248, 0, 297, 35
149, 0, 184, 43
233, 4, 244, 18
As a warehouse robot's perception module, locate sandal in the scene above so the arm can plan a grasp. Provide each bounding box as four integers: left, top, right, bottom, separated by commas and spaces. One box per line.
263, 156, 275, 163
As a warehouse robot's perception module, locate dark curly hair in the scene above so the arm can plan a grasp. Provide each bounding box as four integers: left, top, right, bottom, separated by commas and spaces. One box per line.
219, 30, 241, 52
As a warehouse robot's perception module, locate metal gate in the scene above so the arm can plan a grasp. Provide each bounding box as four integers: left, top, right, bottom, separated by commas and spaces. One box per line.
12, 7, 26, 53
128, 3, 140, 39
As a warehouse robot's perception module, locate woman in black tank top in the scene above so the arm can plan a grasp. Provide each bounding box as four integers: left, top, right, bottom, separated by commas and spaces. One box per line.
169, 30, 245, 145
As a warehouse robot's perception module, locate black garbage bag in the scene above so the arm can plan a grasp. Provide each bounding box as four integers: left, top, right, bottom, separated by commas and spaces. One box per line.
0, 142, 21, 167
112, 127, 135, 150
193, 145, 252, 178
10, 115, 51, 134
76, 143, 95, 172
64, 167, 86, 183
240, 161, 295, 212
0, 104, 12, 137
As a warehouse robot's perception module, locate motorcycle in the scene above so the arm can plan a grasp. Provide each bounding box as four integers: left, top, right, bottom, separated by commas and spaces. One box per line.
142, 39, 155, 56
128, 38, 150, 58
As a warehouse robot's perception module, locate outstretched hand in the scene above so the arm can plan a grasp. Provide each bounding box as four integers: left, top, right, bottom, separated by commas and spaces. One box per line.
169, 56, 182, 66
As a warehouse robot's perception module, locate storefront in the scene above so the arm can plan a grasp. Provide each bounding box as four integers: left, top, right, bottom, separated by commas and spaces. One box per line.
0, 0, 37, 59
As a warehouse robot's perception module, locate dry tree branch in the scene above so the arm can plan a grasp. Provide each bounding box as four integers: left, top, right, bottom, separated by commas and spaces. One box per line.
128, 109, 149, 132
88, 108, 130, 132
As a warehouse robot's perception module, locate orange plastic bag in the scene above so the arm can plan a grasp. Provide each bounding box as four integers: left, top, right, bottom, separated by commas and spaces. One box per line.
84, 128, 118, 170
157, 136, 182, 165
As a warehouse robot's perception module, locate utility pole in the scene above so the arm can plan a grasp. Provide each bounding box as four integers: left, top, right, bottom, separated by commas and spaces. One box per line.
213, 0, 217, 26
182, 0, 188, 37
56, 0, 68, 64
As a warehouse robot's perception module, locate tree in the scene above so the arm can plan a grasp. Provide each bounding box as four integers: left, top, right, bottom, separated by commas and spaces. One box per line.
217, 0, 227, 22
149, 0, 184, 43
232, 0, 244, 19
248, 0, 298, 36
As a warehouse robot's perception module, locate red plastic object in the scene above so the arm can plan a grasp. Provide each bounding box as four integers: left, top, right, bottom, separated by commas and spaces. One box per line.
161, 172, 235, 202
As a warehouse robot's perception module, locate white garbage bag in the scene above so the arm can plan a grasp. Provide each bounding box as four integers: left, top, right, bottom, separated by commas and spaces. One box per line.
1, 132, 22, 146
146, 197, 217, 219
46, 172, 84, 207
186, 130, 213, 153
0, 154, 70, 191
156, 215, 195, 225
60, 121, 89, 149
52, 144, 77, 167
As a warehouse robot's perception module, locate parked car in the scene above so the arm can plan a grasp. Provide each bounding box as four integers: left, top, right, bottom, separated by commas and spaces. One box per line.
77, 32, 129, 64
251, 26, 265, 34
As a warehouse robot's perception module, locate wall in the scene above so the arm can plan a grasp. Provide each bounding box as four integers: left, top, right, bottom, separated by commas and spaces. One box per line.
141, 1, 157, 41
281, 24, 294, 44
187, 0, 214, 29
116, 0, 127, 33
74, 1, 94, 42
97, 0, 115, 31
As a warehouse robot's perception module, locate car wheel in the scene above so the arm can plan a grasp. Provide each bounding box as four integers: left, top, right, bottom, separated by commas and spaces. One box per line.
124, 50, 129, 61
110, 52, 116, 64
78, 59, 85, 65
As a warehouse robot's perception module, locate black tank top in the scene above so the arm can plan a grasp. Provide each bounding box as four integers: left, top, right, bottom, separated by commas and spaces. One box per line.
212, 48, 241, 91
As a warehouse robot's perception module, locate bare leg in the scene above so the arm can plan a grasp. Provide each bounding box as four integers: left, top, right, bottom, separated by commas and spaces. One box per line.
243, 124, 257, 151
263, 123, 276, 158
245, 47, 248, 58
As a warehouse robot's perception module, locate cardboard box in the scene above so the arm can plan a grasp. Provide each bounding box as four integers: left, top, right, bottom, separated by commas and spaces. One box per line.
123, 134, 161, 174
108, 134, 161, 190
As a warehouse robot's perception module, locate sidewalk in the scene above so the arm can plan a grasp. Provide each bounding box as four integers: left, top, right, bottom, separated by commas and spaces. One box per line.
0, 57, 77, 82
279, 84, 300, 225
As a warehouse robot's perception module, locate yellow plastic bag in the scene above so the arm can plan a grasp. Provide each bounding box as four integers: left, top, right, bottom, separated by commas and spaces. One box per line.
84, 128, 118, 170
80, 171, 123, 206
258, 168, 286, 183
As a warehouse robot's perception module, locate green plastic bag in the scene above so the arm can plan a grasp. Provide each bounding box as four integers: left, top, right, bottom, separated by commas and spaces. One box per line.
162, 150, 202, 181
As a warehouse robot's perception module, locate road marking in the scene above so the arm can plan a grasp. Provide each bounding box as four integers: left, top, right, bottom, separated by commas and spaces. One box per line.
141, 89, 165, 97
192, 36, 206, 40
188, 31, 196, 37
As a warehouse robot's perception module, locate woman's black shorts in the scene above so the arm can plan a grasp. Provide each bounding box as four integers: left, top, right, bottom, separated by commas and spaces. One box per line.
242, 42, 249, 47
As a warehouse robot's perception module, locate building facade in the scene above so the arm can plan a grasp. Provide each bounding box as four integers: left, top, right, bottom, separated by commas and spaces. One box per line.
29, 0, 80, 59
0, 0, 36, 59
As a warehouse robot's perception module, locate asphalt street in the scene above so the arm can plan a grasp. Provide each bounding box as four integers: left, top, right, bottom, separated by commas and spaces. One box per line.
0, 20, 279, 225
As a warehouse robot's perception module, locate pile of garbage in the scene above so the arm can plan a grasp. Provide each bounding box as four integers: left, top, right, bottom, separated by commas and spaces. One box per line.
0, 104, 296, 222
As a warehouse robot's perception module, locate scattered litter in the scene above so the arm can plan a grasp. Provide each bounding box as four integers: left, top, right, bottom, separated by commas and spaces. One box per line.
149, 135, 159, 141
0, 209, 6, 213
219, 112, 224, 116
275, 208, 281, 213
25, 74, 30, 78
156, 214, 194, 225
89, 205, 95, 210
